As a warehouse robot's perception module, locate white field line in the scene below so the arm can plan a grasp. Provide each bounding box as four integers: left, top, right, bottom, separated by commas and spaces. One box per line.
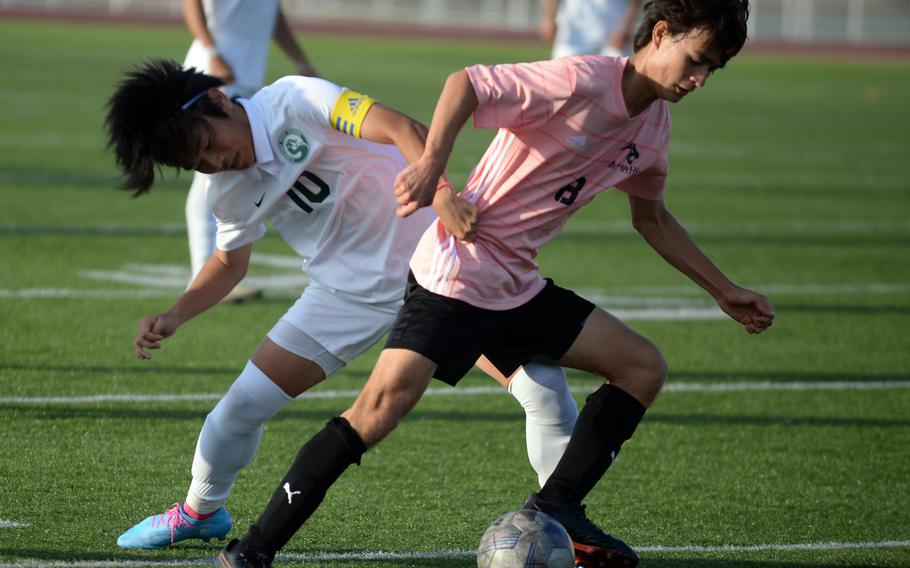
603, 306, 724, 320
0, 520, 28, 528
0, 540, 908, 567
2, 381, 908, 406
4, 219, 909, 238
0, 256, 907, 302
77, 270, 188, 289
637, 540, 910, 553
75, 270, 310, 290
75, 256, 309, 292
564, 218, 910, 235
0, 289, 177, 298
2, 281, 908, 303
0, 223, 185, 235
578, 282, 910, 297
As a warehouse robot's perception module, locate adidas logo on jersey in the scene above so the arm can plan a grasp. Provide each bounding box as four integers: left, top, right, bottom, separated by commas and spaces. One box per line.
348, 97, 362, 116
567, 135, 587, 150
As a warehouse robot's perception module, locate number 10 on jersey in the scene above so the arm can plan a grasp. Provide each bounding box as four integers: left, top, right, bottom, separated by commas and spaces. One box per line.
286, 171, 331, 213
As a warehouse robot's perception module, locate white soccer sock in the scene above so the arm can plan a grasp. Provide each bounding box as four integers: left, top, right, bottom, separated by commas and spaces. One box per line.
185, 360, 292, 514
509, 363, 579, 488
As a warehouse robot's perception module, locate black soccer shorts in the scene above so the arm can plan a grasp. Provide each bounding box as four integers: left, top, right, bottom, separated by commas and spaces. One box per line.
385, 272, 595, 385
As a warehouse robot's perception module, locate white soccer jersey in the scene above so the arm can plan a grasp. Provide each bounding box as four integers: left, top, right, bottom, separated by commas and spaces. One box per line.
207, 76, 435, 303
183, 0, 280, 97
553, 0, 632, 58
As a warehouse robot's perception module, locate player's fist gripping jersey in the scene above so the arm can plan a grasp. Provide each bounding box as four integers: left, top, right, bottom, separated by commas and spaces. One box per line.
209, 77, 435, 304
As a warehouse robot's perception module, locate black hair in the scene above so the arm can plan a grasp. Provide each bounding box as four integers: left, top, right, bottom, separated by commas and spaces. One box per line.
105, 59, 227, 195
633, 0, 750, 65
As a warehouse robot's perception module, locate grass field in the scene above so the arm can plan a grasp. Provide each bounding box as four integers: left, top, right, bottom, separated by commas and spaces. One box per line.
1, 17, 909, 568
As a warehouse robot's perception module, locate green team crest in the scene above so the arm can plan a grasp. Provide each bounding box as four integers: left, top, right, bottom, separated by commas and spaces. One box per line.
278, 129, 309, 163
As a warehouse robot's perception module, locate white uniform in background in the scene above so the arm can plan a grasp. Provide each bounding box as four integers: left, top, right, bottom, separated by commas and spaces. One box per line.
552, 0, 634, 58
183, 0, 281, 279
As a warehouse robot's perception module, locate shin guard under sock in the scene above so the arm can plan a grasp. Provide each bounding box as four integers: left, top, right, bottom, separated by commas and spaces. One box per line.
244, 416, 366, 554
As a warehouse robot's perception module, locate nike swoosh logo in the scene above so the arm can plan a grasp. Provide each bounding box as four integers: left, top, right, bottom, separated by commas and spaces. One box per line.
254, 192, 265, 207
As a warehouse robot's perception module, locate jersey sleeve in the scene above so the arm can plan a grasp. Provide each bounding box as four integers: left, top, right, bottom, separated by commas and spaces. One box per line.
271, 76, 378, 138
215, 220, 267, 252
466, 59, 577, 131
328, 88, 377, 138
615, 148, 668, 201
272, 76, 344, 130
207, 174, 268, 251
616, 104, 671, 201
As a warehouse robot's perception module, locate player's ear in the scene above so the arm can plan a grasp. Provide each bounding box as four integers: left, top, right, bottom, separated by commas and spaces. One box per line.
207, 87, 232, 112
652, 20, 669, 50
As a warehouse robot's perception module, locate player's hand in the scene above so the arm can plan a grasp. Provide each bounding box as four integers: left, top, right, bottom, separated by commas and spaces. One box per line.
395, 156, 444, 217
133, 312, 180, 360
209, 54, 236, 84
716, 286, 775, 334
433, 185, 478, 241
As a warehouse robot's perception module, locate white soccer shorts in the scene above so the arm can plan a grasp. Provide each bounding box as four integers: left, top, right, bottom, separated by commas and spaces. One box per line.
266, 280, 402, 375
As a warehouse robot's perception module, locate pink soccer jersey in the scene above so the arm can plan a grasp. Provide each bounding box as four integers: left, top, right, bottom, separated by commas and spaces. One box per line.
411, 56, 671, 310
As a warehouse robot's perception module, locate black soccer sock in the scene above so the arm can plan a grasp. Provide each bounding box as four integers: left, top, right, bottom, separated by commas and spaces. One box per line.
539, 384, 645, 505
241, 416, 367, 554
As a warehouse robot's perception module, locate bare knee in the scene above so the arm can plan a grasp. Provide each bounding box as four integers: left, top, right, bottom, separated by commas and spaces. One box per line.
342, 394, 405, 449
342, 349, 436, 448
609, 340, 667, 406
642, 344, 668, 395
348, 377, 440, 447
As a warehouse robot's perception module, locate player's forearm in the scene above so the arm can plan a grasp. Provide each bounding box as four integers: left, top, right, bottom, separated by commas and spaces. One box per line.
359, 104, 429, 166
181, 0, 215, 48
383, 112, 429, 166
421, 70, 479, 176
273, 9, 313, 71
540, 0, 559, 22
168, 249, 248, 324
633, 206, 735, 300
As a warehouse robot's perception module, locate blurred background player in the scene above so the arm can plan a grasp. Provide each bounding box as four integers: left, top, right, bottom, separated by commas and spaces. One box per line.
182, 0, 317, 301
106, 59, 580, 549
540, 0, 643, 58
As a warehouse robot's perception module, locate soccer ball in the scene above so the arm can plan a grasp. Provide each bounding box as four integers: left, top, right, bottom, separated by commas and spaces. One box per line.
476, 509, 575, 568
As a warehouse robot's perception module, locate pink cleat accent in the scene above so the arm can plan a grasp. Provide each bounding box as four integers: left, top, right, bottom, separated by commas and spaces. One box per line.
151, 503, 194, 544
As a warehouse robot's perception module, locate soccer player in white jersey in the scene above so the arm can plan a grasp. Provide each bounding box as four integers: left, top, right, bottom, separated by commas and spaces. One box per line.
182, 0, 317, 300
105, 60, 581, 549
217, 2, 773, 567
540, 0, 643, 58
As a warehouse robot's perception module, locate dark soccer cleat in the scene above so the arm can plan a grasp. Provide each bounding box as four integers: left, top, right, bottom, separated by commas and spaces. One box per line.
523, 493, 639, 568
216, 539, 273, 568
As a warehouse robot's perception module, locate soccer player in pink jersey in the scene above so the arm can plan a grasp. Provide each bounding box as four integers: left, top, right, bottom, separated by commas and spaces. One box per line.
219, 2, 773, 567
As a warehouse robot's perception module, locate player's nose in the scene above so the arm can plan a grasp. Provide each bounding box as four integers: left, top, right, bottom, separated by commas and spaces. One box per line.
690, 73, 708, 89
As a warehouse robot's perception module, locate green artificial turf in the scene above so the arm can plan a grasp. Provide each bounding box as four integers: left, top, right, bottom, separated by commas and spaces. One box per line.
0, 18, 908, 568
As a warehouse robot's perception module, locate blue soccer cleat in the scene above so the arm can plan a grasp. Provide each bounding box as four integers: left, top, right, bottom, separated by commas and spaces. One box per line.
117, 503, 232, 549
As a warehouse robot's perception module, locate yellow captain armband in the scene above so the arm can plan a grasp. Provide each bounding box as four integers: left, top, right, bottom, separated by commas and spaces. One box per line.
329, 89, 377, 138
